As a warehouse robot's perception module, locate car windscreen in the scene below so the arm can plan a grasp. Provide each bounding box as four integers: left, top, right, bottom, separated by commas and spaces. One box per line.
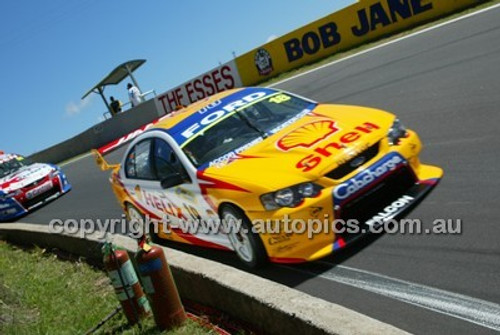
182, 93, 316, 167
0, 157, 27, 178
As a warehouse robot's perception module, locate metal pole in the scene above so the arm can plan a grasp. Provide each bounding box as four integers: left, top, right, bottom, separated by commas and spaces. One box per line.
125, 64, 143, 96
97, 87, 113, 115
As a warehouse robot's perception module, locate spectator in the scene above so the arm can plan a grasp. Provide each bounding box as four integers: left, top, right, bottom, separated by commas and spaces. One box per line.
109, 96, 122, 116
127, 83, 143, 107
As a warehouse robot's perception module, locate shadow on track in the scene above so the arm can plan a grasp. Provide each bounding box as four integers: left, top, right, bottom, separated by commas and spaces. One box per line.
155, 232, 384, 289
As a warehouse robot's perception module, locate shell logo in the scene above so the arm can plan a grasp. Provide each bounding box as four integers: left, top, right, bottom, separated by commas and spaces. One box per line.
277, 120, 340, 151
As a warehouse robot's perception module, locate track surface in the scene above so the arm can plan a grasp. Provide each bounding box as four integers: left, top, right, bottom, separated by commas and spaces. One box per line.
16, 7, 500, 335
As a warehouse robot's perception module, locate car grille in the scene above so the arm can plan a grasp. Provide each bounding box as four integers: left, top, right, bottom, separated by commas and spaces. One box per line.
326, 142, 380, 180
337, 166, 416, 223
23, 187, 59, 209
23, 176, 49, 190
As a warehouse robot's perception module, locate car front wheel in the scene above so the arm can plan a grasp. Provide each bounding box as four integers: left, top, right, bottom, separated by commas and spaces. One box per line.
221, 205, 267, 268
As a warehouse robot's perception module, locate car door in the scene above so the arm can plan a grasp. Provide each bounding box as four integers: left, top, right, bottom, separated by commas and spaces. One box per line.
151, 137, 232, 249
122, 135, 230, 249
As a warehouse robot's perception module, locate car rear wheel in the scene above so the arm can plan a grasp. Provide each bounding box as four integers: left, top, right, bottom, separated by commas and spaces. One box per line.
126, 203, 160, 243
221, 205, 267, 268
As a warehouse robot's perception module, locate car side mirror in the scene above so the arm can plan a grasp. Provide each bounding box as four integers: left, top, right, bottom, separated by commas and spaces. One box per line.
160, 172, 187, 189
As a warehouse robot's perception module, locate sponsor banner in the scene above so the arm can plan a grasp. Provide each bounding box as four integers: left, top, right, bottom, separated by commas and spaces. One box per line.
170, 87, 277, 146
235, 0, 481, 85
154, 60, 242, 115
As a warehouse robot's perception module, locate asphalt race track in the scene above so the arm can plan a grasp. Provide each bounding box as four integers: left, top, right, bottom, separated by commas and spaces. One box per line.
16, 6, 500, 335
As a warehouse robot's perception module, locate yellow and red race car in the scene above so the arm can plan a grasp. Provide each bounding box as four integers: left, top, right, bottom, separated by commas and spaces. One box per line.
95, 87, 442, 267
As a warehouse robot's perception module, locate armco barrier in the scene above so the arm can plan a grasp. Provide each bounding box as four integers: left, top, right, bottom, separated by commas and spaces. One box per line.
0, 223, 409, 335
29, 99, 161, 164
235, 0, 486, 85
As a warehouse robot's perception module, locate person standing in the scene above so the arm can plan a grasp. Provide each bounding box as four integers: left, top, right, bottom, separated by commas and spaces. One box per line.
109, 96, 122, 116
127, 83, 143, 107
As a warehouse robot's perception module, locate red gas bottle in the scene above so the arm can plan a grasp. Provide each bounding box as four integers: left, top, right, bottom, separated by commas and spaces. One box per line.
103, 243, 150, 325
136, 241, 186, 330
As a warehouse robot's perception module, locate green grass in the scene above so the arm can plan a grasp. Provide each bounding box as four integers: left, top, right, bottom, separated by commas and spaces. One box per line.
0, 241, 215, 335
260, 0, 500, 87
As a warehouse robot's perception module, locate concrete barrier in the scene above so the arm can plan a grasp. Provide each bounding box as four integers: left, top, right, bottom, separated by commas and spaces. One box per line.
0, 223, 409, 335
29, 99, 161, 164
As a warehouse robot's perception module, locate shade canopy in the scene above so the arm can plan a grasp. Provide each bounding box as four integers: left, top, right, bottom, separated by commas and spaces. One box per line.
81, 59, 146, 100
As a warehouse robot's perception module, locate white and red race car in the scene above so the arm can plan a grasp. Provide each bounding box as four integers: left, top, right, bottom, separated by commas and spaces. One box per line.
0, 152, 71, 221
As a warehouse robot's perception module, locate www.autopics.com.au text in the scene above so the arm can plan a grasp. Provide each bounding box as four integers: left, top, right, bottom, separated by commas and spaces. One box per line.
48, 214, 462, 239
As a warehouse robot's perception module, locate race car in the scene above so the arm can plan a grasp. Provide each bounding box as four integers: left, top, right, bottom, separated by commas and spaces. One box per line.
95, 87, 443, 267
0, 152, 71, 221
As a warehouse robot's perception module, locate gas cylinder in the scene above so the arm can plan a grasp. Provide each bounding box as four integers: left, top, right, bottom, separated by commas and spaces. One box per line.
103, 243, 150, 325
136, 243, 186, 330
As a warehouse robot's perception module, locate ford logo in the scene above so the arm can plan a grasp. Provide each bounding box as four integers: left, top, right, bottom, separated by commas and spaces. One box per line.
349, 156, 366, 168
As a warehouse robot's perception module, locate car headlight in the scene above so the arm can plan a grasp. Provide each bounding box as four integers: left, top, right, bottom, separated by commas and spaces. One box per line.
388, 118, 407, 145
260, 182, 323, 210
49, 168, 59, 179
1, 190, 22, 200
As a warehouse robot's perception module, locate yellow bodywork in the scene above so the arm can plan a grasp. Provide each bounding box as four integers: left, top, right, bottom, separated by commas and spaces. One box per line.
98, 88, 443, 263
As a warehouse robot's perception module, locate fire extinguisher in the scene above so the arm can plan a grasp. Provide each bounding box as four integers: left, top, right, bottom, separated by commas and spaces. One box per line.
136, 240, 186, 330
103, 243, 151, 325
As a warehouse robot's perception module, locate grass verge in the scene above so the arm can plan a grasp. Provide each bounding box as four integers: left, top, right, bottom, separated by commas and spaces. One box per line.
0, 241, 215, 334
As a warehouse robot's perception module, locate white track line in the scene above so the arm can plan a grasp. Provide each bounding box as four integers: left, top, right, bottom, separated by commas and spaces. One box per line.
269, 3, 500, 88
59, 152, 92, 167
283, 264, 500, 331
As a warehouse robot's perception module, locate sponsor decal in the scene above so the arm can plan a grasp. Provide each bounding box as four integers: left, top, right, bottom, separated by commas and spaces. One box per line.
351, 0, 433, 37
179, 90, 272, 141
169, 88, 280, 147
276, 242, 300, 253
284, 22, 341, 62
309, 206, 323, 218
0, 208, 18, 216
269, 108, 312, 135
277, 120, 340, 151
26, 181, 53, 199
268, 232, 294, 246
0, 203, 11, 210
208, 137, 264, 168
254, 48, 274, 76
138, 189, 188, 221
296, 122, 381, 172
196, 99, 222, 114
333, 152, 406, 202
365, 195, 415, 226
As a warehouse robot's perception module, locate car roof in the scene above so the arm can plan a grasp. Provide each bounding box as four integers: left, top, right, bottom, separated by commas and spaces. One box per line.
153, 88, 243, 131
150, 87, 280, 139
0, 153, 22, 164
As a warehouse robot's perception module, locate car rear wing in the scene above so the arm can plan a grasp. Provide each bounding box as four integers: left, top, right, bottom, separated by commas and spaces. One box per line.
92, 149, 120, 171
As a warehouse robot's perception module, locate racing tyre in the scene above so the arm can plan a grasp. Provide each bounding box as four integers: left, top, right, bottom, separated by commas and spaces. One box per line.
221, 205, 268, 268
126, 203, 160, 243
